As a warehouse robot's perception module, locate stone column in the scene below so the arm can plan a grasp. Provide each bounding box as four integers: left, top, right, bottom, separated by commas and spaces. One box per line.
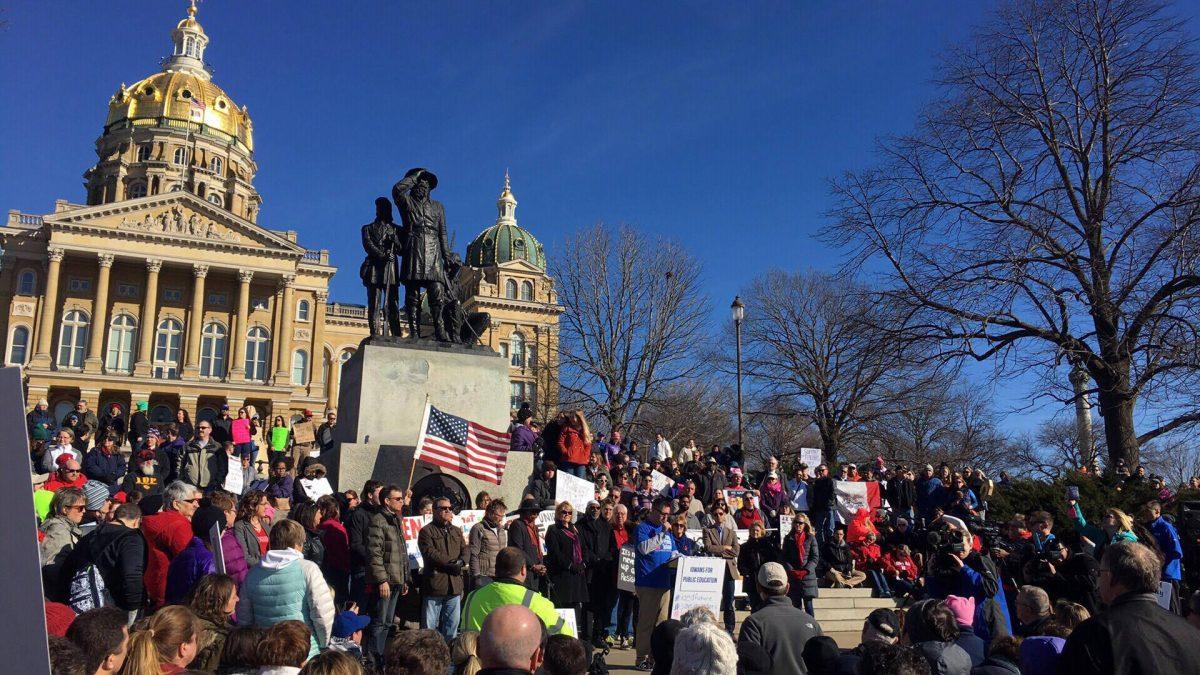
228, 269, 254, 380
272, 275, 296, 385
326, 355, 340, 410
132, 259, 163, 377
83, 253, 115, 373
308, 290, 328, 397
182, 264, 209, 378
31, 247, 65, 367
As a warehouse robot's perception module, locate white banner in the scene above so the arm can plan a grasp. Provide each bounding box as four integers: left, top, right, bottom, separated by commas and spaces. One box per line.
651, 470, 673, 495
670, 556, 727, 620
617, 545, 637, 592
1157, 580, 1174, 610
555, 472, 596, 516
835, 480, 869, 521
299, 476, 334, 500
799, 447, 822, 468
455, 510, 486, 540
403, 515, 432, 570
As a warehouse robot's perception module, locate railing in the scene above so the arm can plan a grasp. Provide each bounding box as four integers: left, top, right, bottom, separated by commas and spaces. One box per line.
105, 116, 249, 151
7, 210, 44, 227
327, 302, 368, 319
301, 250, 330, 265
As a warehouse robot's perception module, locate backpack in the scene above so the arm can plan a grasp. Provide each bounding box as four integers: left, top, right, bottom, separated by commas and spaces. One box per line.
68, 563, 108, 614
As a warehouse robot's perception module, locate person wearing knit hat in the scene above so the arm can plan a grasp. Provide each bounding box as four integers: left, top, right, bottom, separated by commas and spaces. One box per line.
44, 601, 76, 638
801, 635, 840, 674
27, 398, 55, 441
835, 608, 901, 674
946, 595, 986, 666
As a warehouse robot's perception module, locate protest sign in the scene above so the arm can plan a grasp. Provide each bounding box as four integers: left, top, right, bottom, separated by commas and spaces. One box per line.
298, 476, 334, 500
536, 510, 557, 554
455, 510, 486, 540
736, 529, 750, 545
799, 447, 822, 468
834, 481, 882, 521
1157, 581, 1174, 611
723, 488, 758, 511
556, 609, 579, 637
651, 470, 673, 495
779, 514, 794, 545
555, 472, 596, 516
210, 521, 226, 575
617, 545, 637, 592
403, 515, 432, 570
223, 454, 244, 495
292, 420, 316, 444
670, 556, 726, 620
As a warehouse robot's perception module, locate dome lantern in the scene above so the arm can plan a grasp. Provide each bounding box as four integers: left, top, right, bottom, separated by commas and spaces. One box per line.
166, 0, 211, 80
466, 173, 547, 271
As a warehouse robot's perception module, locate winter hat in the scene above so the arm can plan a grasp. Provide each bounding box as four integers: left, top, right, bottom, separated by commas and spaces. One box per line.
1020, 636, 1066, 675
863, 608, 900, 644
37, 398, 48, 407
136, 450, 157, 463
32, 426, 51, 441
332, 610, 371, 639
192, 505, 226, 539
55, 454, 75, 469
44, 601, 75, 637
945, 595, 976, 627
801, 635, 840, 674
136, 401, 148, 412
82, 480, 109, 511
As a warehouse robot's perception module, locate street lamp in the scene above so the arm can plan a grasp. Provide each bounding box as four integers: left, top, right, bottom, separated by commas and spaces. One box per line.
731, 296, 745, 455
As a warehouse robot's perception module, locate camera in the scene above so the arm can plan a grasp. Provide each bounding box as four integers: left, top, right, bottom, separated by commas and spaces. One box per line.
926, 528, 970, 556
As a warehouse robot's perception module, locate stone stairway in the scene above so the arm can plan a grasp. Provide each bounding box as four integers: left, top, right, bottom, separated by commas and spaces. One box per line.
813, 587, 902, 648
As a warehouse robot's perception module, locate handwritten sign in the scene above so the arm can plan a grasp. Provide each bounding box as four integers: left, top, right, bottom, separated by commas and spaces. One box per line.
403, 515, 432, 570
617, 545, 637, 592
670, 556, 726, 620
292, 421, 315, 445
799, 447, 822, 468
779, 514, 794, 546
298, 476, 334, 500
651, 470, 673, 495
223, 455, 244, 495
555, 472, 596, 516
556, 608, 579, 638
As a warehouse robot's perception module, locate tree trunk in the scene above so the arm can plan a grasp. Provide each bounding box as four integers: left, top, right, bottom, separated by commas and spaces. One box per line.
819, 423, 841, 467
1094, 368, 1139, 467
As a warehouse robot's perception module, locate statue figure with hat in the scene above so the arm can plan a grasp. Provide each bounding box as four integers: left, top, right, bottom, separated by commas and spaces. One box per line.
360, 197, 402, 337
392, 167, 453, 341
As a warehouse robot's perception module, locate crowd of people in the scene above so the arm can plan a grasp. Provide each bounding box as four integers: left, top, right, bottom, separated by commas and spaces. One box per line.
29, 398, 1200, 674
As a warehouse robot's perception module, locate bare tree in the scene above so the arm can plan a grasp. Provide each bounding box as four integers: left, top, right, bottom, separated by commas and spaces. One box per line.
553, 223, 709, 434
638, 379, 736, 451
744, 408, 822, 470
1141, 437, 1200, 488
827, 0, 1200, 467
1011, 416, 1105, 480
738, 269, 935, 465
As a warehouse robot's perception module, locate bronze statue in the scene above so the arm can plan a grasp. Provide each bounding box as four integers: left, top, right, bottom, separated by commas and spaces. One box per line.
360, 197, 401, 337
441, 253, 492, 344
392, 168, 453, 341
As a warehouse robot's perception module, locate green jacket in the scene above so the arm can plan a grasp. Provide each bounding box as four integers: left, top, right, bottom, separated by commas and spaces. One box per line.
461, 578, 574, 637
367, 510, 411, 585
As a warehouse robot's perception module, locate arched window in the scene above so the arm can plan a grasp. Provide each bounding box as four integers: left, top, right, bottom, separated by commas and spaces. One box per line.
207, 193, 223, 206
127, 182, 147, 199
196, 407, 218, 424
319, 348, 330, 384
296, 299, 310, 322
510, 332, 525, 368
505, 279, 518, 299
17, 269, 36, 295
292, 349, 309, 385
520, 280, 534, 301
153, 318, 183, 379
137, 145, 152, 162
173, 148, 188, 166
57, 310, 90, 369
210, 157, 223, 175
150, 405, 174, 424
245, 326, 271, 381
170, 184, 183, 192
339, 349, 354, 377
199, 321, 228, 377
105, 314, 137, 373
8, 325, 29, 365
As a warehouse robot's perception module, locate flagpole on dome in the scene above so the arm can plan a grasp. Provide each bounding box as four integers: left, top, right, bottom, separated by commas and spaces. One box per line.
407, 394, 432, 493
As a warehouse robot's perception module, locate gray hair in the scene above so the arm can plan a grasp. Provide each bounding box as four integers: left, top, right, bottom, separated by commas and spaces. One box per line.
163, 480, 198, 509
1102, 541, 1161, 595
670, 622, 738, 675
680, 606, 719, 628
1017, 585, 1052, 617
49, 487, 85, 518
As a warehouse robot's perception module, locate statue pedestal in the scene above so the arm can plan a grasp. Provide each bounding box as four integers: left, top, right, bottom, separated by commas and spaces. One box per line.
326, 339, 532, 508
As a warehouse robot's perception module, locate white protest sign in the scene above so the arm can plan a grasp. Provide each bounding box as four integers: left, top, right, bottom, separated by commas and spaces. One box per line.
799, 447, 822, 468
737, 529, 750, 544
299, 476, 334, 500
210, 522, 226, 575
455, 510, 486, 541
651, 470, 673, 495
223, 455, 244, 495
403, 515, 432, 570
536, 510, 557, 554
670, 556, 727, 620
834, 480, 869, 521
617, 545, 637, 592
1156, 581, 1174, 610
779, 514, 794, 546
556, 608, 579, 638
555, 472, 596, 516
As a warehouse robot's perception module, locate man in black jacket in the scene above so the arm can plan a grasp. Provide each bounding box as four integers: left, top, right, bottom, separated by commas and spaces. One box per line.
347, 480, 384, 607
1058, 541, 1200, 675
507, 498, 547, 593
65, 502, 146, 621
886, 467, 916, 523
810, 464, 836, 545
126, 401, 150, 450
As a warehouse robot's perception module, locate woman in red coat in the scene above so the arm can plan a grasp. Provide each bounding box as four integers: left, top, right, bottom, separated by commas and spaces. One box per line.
316, 495, 350, 604
556, 410, 592, 479
142, 482, 200, 609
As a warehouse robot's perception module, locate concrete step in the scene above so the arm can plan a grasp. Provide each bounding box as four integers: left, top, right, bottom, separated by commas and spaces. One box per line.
818, 587, 877, 597
813, 596, 899, 609
825, 631, 862, 649
814, 607, 880, 621
818, 618, 876, 633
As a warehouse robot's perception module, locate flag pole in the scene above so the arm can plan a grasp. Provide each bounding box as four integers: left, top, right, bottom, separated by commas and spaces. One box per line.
407, 395, 432, 494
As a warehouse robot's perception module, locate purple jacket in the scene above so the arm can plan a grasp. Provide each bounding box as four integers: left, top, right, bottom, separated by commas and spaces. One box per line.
165, 536, 216, 605
511, 425, 538, 452
221, 529, 249, 586
267, 475, 294, 501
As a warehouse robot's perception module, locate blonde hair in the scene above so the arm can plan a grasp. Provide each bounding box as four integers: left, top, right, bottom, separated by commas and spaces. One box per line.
124, 606, 200, 675
1106, 508, 1135, 533
572, 410, 592, 446
791, 513, 813, 536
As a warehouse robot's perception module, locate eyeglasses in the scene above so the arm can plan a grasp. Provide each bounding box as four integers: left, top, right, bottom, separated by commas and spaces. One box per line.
67, 504, 86, 512
64, 469, 80, 475
185, 498, 202, 504
436, 505, 454, 511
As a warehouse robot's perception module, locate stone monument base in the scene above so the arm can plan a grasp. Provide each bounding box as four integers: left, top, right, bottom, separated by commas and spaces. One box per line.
326, 339, 531, 507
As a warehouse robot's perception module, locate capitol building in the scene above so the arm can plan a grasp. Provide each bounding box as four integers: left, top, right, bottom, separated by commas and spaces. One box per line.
2, 4, 560, 427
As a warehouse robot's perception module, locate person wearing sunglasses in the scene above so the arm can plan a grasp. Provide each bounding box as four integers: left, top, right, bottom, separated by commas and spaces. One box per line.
44, 456, 89, 492
39, 486, 87, 600
545, 501, 588, 638
142, 481, 204, 609
417, 497, 466, 642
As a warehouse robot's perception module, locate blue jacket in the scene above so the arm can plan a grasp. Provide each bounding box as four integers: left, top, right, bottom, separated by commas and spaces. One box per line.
927, 555, 1012, 643
635, 521, 675, 589
916, 477, 944, 513
82, 449, 127, 494
237, 548, 336, 657
165, 537, 215, 605
1148, 516, 1183, 582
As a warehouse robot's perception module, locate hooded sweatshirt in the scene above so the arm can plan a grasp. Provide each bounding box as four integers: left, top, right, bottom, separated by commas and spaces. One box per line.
237, 548, 336, 657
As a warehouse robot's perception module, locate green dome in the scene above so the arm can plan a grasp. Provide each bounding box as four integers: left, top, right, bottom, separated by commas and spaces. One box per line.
466, 221, 547, 270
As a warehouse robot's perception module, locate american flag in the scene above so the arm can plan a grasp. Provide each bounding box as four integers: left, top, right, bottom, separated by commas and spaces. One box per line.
414, 405, 510, 484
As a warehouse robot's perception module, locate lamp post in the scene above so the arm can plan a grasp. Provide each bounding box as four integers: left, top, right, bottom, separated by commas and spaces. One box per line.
731, 295, 745, 454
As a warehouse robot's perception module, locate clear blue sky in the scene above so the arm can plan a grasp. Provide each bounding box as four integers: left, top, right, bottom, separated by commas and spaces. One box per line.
5, 0, 1091, 432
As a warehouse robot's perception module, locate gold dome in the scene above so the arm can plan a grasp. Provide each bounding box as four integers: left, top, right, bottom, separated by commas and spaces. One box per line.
106, 70, 253, 152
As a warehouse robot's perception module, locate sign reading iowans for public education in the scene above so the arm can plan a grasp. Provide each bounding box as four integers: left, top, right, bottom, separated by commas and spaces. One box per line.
670, 556, 727, 620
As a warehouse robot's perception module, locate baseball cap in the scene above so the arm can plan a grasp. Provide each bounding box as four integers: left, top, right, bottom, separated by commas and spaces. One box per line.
757, 562, 787, 592
137, 450, 157, 463
333, 610, 371, 638
863, 608, 899, 644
